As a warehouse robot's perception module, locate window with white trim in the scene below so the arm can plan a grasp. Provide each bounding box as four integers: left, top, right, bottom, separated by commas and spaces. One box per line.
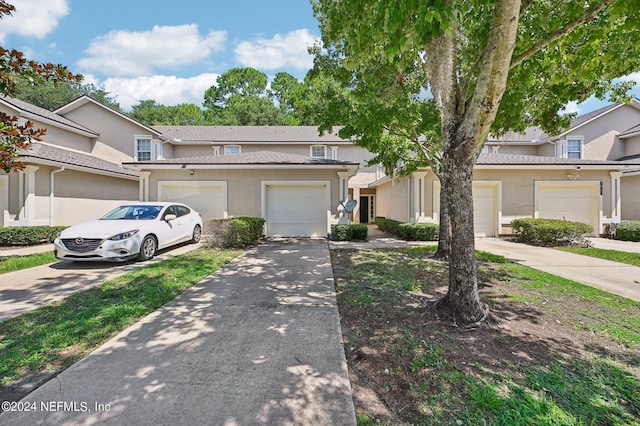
224, 145, 241, 155
566, 137, 583, 159
310, 145, 326, 158
135, 137, 152, 161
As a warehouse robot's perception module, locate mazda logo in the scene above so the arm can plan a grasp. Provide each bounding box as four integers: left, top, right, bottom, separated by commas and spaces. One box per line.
75, 238, 84, 245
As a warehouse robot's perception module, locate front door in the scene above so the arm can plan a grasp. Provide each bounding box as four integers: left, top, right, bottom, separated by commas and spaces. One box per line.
359, 196, 369, 223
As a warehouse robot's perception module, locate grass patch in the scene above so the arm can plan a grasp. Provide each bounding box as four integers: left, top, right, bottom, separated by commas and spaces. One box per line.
558, 246, 640, 267
0, 252, 56, 274
0, 248, 242, 389
332, 247, 640, 425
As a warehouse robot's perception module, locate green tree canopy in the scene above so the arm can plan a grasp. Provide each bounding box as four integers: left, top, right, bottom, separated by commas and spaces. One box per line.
14, 78, 120, 111
204, 67, 284, 125
313, 0, 640, 325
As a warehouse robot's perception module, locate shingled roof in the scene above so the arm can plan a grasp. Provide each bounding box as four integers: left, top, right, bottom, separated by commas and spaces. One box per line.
19, 142, 138, 178
124, 150, 359, 167
0, 96, 98, 137
477, 153, 640, 167
153, 126, 346, 143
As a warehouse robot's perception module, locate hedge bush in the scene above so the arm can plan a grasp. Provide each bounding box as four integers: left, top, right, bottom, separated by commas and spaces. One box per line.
331, 223, 368, 241
614, 221, 640, 242
398, 223, 439, 241
375, 217, 402, 235
375, 217, 439, 241
0, 226, 68, 246
512, 218, 592, 246
206, 216, 265, 248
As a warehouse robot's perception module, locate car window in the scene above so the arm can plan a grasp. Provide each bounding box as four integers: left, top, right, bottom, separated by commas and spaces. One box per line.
101, 205, 162, 220
162, 206, 176, 219
175, 206, 190, 217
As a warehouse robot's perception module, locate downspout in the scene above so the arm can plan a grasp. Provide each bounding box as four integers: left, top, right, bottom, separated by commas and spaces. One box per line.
50, 167, 65, 225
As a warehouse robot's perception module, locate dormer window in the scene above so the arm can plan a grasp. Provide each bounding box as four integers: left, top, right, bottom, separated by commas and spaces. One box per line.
311, 145, 326, 158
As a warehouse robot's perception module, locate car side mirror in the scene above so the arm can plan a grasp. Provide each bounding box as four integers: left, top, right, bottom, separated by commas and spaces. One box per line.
164, 214, 177, 222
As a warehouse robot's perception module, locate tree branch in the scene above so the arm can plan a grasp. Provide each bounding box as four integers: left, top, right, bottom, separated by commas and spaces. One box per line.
510, 0, 615, 70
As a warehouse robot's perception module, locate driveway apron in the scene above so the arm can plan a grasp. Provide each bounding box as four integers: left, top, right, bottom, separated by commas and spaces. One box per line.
0, 239, 356, 426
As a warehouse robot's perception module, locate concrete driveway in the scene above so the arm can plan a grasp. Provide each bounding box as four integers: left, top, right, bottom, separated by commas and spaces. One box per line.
0, 243, 201, 322
475, 238, 640, 302
0, 239, 356, 425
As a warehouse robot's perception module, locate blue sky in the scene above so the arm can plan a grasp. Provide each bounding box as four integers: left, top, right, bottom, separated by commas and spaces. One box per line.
1, 0, 638, 114
1, 0, 321, 110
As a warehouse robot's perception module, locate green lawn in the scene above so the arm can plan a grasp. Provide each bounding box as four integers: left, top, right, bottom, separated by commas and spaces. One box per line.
0, 248, 242, 389
332, 247, 640, 425
0, 252, 57, 274
557, 246, 640, 267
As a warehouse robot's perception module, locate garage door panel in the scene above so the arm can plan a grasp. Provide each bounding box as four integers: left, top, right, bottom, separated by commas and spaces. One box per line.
159, 182, 226, 221
473, 185, 497, 237
265, 184, 328, 237
537, 184, 598, 234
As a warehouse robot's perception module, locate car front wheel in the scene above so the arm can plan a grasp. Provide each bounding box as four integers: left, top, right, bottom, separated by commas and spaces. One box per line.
191, 225, 202, 244
138, 235, 157, 261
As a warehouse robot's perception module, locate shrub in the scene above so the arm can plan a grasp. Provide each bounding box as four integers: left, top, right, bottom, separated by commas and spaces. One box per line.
206, 216, 265, 248
375, 217, 402, 235
350, 223, 368, 240
331, 223, 368, 241
375, 217, 439, 241
511, 218, 592, 246
614, 221, 640, 242
0, 226, 68, 246
398, 223, 439, 241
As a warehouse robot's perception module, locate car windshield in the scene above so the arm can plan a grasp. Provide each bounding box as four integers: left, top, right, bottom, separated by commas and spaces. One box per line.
101, 205, 163, 220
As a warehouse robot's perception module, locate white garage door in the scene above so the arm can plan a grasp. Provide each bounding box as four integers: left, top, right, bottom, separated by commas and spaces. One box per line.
473, 184, 496, 237
537, 183, 599, 235
264, 183, 329, 237
159, 181, 226, 221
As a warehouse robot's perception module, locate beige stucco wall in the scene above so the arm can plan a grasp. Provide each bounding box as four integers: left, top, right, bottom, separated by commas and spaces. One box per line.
494, 145, 538, 156
570, 104, 640, 160
0, 103, 93, 153
536, 143, 556, 157
472, 168, 613, 219
5, 166, 138, 226
374, 177, 410, 222
144, 168, 344, 221
374, 168, 616, 233
61, 102, 157, 164
623, 134, 640, 158
621, 174, 640, 220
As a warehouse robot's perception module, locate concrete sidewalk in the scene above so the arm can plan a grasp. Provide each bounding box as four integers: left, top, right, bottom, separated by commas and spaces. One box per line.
475, 238, 640, 302
0, 239, 356, 426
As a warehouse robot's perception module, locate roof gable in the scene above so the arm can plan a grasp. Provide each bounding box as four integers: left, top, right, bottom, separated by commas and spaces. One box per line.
55, 95, 165, 139
0, 96, 99, 137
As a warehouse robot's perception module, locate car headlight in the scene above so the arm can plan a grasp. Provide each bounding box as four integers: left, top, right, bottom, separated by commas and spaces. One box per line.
108, 230, 139, 241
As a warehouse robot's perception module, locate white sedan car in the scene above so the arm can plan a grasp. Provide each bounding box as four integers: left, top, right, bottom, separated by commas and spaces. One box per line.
54, 202, 203, 262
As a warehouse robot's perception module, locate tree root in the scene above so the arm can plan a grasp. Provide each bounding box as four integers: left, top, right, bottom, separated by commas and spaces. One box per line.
433, 296, 490, 329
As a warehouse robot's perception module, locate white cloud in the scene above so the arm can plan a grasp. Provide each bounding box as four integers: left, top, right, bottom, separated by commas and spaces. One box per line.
234, 29, 319, 70
101, 74, 219, 111
76, 24, 226, 77
561, 101, 580, 115
0, 0, 69, 43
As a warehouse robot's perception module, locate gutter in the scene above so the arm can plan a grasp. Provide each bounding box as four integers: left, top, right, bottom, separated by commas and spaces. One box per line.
50, 167, 65, 225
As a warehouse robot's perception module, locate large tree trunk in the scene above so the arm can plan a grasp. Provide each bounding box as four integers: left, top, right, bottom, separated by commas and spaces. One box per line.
437, 150, 486, 325
435, 185, 450, 258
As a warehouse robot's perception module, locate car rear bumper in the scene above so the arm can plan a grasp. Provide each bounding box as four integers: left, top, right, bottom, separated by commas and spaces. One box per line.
54, 237, 141, 262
